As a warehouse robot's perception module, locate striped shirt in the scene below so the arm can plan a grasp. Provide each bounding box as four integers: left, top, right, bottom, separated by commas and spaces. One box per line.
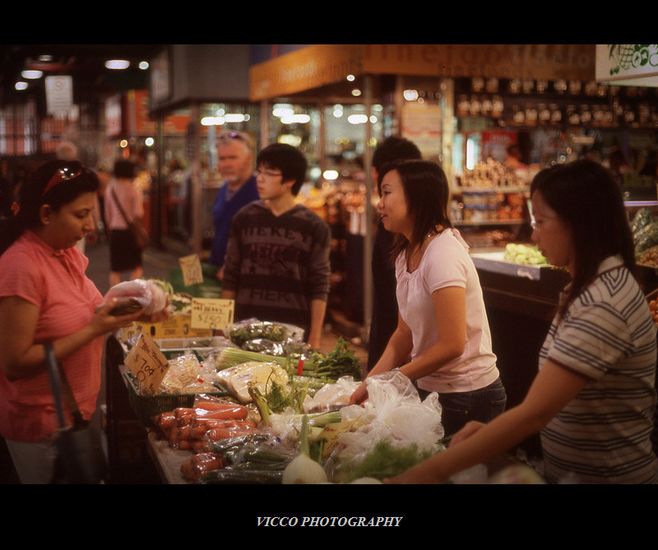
222, 201, 330, 336
539, 256, 658, 483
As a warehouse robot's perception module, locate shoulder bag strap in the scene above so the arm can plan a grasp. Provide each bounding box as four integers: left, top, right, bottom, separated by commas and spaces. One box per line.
111, 186, 131, 225
44, 342, 86, 429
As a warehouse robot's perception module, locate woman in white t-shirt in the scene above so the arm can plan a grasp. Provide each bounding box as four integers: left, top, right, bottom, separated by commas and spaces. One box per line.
388, 160, 657, 484
350, 160, 506, 436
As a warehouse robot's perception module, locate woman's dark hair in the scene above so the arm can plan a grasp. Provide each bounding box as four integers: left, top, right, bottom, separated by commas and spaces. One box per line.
256, 143, 307, 195
379, 159, 453, 261
0, 160, 99, 255
530, 159, 635, 318
373, 136, 422, 193
113, 159, 136, 179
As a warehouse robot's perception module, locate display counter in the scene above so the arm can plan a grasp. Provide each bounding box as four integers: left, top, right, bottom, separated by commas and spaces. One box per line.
471, 251, 569, 458
473, 251, 658, 458
146, 431, 189, 484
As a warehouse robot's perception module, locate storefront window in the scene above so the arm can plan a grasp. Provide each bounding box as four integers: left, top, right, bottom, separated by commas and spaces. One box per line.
268, 103, 320, 182
159, 102, 260, 245
323, 103, 384, 182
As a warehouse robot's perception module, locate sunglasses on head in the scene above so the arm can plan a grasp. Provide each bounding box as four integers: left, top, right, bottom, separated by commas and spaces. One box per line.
41, 163, 83, 197
218, 131, 251, 146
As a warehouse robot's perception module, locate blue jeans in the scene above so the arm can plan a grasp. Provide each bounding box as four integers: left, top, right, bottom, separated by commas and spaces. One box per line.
420, 378, 507, 437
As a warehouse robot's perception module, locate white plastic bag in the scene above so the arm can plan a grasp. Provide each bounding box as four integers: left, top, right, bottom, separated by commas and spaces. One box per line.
335, 370, 444, 461
302, 376, 361, 413
103, 279, 167, 316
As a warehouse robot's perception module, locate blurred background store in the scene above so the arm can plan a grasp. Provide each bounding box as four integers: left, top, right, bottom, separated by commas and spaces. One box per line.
1, 46, 657, 461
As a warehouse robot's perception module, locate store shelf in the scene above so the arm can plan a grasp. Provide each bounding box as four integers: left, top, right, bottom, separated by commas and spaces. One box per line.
456, 220, 526, 226
455, 187, 529, 194
470, 251, 555, 281
624, 201, 658, 208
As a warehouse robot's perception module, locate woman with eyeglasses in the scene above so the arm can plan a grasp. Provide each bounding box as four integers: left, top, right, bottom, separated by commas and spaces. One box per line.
0, 160, 161, 483
388, 159, 658, 484
350, 160, 506, 437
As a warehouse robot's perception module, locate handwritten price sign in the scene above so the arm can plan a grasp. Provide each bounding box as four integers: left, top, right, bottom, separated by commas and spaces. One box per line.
124, 332, 169, 395
191, 298, 234, 331
179, 254, 204, 287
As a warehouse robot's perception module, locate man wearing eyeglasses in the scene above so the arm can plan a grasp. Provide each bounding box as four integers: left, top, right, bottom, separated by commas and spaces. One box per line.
221, 144, 330, 350
210, 131, 259, 280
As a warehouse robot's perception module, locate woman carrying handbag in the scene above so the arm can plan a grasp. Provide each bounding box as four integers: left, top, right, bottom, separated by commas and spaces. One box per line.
104, 159, 146, 287
0, 160, 165, 483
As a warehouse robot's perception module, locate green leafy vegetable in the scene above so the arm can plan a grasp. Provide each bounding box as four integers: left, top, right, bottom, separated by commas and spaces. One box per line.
334, 440, 436, 483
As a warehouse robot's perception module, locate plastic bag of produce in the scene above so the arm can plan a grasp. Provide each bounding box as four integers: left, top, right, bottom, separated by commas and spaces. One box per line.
228, 318, 304, 346
160, 352, 220, 394
334, 370, 444, 461
631, 207, 654, 235
634, 220, 658, 255
103, 278, 168, 316
303, 376, 362, 413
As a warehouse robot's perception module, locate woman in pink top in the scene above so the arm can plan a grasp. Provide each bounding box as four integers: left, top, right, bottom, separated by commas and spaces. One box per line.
351, 160, 506, 436
0, 160, 158, 483
104, 159, 145, 287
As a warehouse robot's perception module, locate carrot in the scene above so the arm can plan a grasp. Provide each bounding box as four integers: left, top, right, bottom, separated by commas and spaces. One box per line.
194, 399, 245, 411
205, 426, 257, 442
193, 406, 248, 420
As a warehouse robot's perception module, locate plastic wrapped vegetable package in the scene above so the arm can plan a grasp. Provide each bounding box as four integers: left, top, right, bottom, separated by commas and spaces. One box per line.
103, 278, 168, 316
334, 370, 444, 461
302, 376, 362, 413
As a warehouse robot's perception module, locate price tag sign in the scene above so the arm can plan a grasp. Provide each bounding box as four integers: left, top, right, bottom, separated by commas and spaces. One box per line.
124, 332, 169, 395
191, 298, 234, 331
136, 314, 213, 339
178, 254, 204, 287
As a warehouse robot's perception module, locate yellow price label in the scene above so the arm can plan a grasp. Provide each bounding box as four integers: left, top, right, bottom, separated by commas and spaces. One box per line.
178, 254, 204, 287
124, 332, 169, 395
135, 314, 213, 339
191, 298, 234, 331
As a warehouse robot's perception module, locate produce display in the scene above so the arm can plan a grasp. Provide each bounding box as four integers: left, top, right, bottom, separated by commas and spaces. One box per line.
503, 243, 548, 266
114, 277, 545, 484
632, 208, 658, 257
649, 298, 658, 325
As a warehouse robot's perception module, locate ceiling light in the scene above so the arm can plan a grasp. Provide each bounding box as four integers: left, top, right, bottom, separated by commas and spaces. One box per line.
105, 60, 130, 70
333, 109, 343, 118
139, 61, 149, 70
272, 105, 294, 118
38, 55, 53, 62
224, 114, 247, 123
403, 89, 419, 101
346, 74, 355, 82
21, 70, 43, 79
323, 170, 339, 181
281, 114, 311, 124
351, 89, 362, 97
15, 81, 28, 91
145, 137, 155, 147
347, 114, 368, 124
119, 140, 128, 148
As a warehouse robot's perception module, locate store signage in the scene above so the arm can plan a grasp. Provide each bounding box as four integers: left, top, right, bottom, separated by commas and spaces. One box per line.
124, 332, 169, 395
105, 94, 122, 137
250, 44, 596, 100
178, 254, 204, 286
250, 44, 363, 101
595, 45, 658, 87
45, 76, 73, 116
121, 314, 212, 341
191, 298, 234, 331
150, 48, 172, 106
